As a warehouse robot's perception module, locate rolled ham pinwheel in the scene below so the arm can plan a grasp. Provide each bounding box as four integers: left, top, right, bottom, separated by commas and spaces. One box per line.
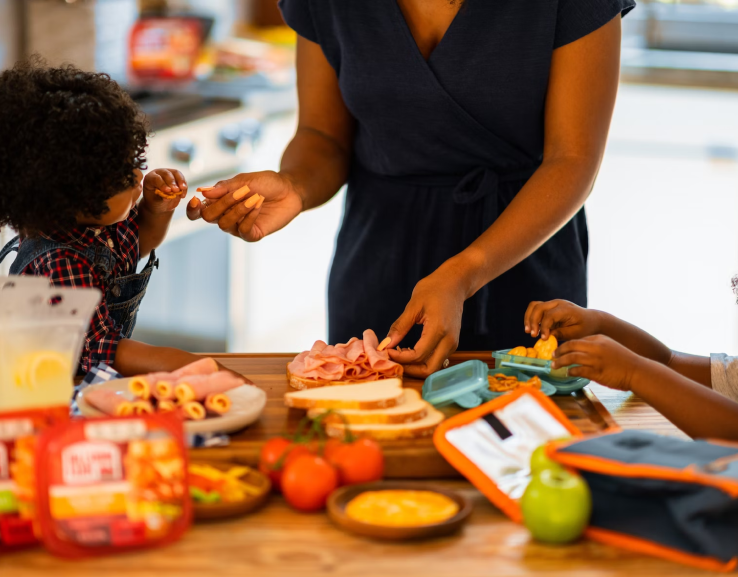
158, 400, 177, 413
174, 372, 245, 404
153, 380, 175, 401
85, 389, 135, 417
204, 393, 232, 415
128, 377, 151, 400
179, 401, 206, 421
131, 400, 154, 415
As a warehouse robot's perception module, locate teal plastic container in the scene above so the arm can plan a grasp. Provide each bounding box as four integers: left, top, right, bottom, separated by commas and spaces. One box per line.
490, 349, 589, 394
422, 360, 489, 409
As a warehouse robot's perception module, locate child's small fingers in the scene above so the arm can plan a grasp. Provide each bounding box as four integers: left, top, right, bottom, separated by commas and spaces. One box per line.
551, 352, 590, 370
171, 169, 188, 192
146, 173, 167, 191
159, 170, 180, 192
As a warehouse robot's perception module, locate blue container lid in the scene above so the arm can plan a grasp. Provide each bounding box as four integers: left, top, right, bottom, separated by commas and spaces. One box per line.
422, 360, 489, 408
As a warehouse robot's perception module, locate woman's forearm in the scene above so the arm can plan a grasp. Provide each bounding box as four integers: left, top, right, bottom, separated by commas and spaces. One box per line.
631, 359, 738, 440
448, 155, 598, 300
280, 126, 352, 212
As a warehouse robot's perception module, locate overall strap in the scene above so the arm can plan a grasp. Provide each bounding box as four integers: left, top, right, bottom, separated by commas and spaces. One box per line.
0, 235, 20, 263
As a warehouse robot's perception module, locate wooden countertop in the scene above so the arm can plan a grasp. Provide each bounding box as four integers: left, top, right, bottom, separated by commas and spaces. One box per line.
1, 354, 706, 577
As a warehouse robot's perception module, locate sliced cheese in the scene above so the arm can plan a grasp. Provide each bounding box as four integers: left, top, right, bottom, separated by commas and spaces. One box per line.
284, 378, 404, 410
308, 389, 427, 425
325, 406, 444, 441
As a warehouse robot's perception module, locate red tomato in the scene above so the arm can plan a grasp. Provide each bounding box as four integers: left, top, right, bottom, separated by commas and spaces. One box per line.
321, 438, 344, 462
328, 438, 384, 486
281, 455, 339, 511
259, 437, 313, 491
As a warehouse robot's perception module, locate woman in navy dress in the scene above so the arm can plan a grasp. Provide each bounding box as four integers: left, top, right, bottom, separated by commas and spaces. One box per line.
189, 0, 635, 378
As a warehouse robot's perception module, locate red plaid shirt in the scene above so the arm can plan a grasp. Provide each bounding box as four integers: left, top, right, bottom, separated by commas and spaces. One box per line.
19, 206, 140, 373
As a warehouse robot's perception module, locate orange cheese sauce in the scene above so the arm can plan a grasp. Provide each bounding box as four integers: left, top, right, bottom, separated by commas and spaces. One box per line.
345, 490, 459, 527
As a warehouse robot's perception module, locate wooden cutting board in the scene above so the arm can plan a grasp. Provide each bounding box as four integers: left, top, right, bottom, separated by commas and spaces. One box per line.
192, 352, 618, 478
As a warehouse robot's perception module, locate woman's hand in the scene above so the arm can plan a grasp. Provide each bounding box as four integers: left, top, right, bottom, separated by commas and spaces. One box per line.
142, 168, 188, 214
384, 270, 467, 379
552, 335, 650, 391
186, 171, 304, 242
524, 299, 601, 341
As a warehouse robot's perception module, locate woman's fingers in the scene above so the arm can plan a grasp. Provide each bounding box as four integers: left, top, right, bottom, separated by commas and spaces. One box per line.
200, 185, 251, 224
402, 336, 458, 379
384, 304, 421, 355
202, 176, 249, 200
217, 193, 262, 233
237, 196, 266, 241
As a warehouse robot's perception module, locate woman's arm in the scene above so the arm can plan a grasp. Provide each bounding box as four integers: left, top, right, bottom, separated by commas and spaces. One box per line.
555, 335, 738, 441
186, 37, 355, 242
387, 16, 624, 377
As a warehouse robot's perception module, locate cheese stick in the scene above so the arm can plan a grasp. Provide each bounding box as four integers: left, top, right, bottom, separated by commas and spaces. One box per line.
175, 372, 244, 403
180, 401, 206, 421
204, 393, 232, 415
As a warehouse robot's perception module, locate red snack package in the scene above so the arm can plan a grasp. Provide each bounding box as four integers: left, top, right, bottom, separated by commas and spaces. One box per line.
0, 406, 69, 552
34, 414, 191, 558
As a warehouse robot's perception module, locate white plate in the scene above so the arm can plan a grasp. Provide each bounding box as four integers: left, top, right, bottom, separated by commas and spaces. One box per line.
77, 378, 267, 434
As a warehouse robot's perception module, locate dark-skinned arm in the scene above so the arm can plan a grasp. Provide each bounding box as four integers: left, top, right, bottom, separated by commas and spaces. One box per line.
113, 339, 250, 382
385, 16, 625, 377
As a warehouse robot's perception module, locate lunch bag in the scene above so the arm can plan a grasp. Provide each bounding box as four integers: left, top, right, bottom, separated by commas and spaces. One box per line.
548, 431, 738, 572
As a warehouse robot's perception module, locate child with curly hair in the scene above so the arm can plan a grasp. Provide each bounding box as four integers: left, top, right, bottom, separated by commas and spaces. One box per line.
524, 283, 738, 440
0, 59, 228, 377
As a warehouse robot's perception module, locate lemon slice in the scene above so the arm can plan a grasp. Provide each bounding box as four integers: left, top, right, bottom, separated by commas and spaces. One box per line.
13, 351, 72, 390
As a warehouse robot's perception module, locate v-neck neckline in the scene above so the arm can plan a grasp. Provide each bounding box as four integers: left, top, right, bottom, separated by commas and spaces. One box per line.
390, 0, 466, 65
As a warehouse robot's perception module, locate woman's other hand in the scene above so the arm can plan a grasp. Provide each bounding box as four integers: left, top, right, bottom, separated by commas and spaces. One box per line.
524, 299, 602, 341
186, 170, 303, 242
552, 335, 648, 391
384, 269, 468, 379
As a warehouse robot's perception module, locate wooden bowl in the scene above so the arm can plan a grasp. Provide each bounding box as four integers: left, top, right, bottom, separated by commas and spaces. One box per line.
327, 481, 472, 541
190, 460, 271, 522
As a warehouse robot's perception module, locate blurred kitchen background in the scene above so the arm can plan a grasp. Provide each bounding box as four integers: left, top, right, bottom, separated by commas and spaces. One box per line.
0, 0, 737, 358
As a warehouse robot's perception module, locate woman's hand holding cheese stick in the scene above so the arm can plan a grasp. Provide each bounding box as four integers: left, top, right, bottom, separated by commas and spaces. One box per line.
186, 170, 302, 242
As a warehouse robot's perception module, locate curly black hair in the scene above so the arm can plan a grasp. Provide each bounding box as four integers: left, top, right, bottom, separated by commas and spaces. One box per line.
0, 57, 149, 236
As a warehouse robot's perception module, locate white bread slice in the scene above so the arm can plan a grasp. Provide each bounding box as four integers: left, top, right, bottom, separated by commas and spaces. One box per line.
287, 365, 403, 390
284, 379, 404, 410
307, 389, 427, 425
324, 405, 444, 440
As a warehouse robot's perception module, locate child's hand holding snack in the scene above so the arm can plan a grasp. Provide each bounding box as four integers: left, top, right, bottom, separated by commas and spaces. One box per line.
143, 168, 188, 213
552, 335, 648, 391
524, 299, 601, 341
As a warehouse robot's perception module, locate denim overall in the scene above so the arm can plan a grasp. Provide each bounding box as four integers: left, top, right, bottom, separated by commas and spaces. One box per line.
0, 235, 158, 339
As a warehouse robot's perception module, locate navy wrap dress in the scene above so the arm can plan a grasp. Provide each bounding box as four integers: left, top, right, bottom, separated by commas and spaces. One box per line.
279, 0, 635, 350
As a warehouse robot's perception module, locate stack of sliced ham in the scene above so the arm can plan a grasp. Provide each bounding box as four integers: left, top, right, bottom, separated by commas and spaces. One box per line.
287, 330, 403, 390
85, 358, 247, 421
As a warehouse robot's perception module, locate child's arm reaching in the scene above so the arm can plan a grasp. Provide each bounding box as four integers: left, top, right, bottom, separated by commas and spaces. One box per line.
137, 168, 188, 257
524, 300, 711, 387
113, 339, 249, 381
552, 336, 738, 441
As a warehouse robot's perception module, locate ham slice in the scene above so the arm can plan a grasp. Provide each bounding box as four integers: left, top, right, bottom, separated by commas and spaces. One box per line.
174, 372, 245, 403
85, 389, 134, 416
288, 329, 403, 385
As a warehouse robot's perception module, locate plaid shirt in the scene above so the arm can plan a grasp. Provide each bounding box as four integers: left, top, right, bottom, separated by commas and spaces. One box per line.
19, 206, 140, 373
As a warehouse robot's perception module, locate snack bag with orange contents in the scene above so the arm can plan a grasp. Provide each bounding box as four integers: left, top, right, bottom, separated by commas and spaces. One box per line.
33, 415, 191, 558
0, 406, 69, 552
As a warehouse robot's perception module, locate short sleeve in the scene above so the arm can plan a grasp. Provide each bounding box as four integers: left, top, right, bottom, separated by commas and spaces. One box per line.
554, 0, 636, 49
711, 353, 738, 403
278, 0, 319, 44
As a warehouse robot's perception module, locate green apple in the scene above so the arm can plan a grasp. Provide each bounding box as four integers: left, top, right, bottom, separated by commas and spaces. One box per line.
529, 443, 564, 475
521, 468, 592, 544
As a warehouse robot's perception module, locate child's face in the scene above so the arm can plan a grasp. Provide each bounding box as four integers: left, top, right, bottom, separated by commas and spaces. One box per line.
77, 170, 143, 227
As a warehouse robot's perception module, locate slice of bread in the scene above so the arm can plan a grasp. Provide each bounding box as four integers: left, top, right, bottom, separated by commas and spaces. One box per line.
287, 365, 403, 390
307, 389, 428, 425
284, 379, 405, 410
324, 406, 444, 440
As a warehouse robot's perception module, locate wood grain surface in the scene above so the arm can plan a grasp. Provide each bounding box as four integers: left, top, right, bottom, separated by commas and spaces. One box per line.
0, 354, 700, 577
191, 353, 623, 478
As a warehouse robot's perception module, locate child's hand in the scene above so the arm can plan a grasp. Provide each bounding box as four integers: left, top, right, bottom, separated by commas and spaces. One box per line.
552, 335, 648, 391
524, 299, 601, 341
142, 168, 188, 213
